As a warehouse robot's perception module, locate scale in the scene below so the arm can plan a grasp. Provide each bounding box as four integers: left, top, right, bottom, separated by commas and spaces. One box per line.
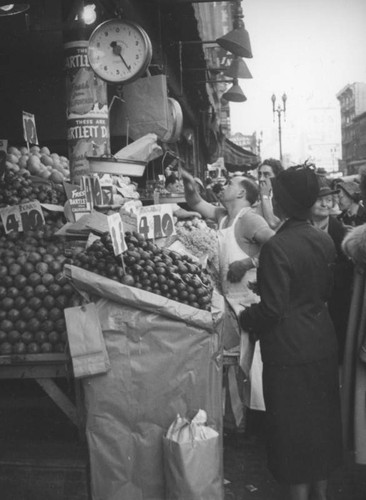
87, 18, 152, 85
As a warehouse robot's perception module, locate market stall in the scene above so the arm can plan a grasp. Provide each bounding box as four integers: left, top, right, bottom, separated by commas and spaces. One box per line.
0, 138, 230, 499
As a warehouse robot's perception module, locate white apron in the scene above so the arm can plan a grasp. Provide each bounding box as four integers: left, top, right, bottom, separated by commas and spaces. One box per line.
218, 207, 265, 413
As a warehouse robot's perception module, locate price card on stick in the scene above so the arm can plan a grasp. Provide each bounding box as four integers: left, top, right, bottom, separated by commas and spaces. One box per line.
136, 204, 175, 240
0, 201, 45, 234
107, 213, 126, 256
22, 111, 39, 147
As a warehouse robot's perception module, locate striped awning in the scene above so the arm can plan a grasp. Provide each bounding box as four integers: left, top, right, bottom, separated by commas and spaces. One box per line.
223, 138, 259, 172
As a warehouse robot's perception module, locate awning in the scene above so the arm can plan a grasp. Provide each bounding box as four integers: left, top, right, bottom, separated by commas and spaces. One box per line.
223, 138, 259, 172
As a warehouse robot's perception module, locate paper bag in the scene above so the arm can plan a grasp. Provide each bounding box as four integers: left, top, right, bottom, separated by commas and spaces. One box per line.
64, 302, 110, 378
163, 410, 222, 500
123, 75, 170, 140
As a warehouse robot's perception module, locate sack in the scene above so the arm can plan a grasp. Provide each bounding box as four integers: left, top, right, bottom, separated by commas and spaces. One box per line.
64, 302, 110, 378
123, 74, 170, 140
163, 410, 223, 500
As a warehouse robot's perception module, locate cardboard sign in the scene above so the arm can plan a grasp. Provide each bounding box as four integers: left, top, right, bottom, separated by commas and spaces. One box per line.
107, 213, 126, 256
0, 201, 45, 233
136, 204, 175, 240
22, 111, 39, 145
63, 181, 90, 219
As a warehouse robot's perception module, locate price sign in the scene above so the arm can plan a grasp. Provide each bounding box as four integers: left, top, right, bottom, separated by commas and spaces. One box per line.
0, 201, 45, 234
136, 204, 175, 240
107, 213, 126, 256
22, 111, 39, 145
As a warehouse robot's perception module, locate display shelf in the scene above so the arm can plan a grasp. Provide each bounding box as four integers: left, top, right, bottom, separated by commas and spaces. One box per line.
0, 352, 84, 436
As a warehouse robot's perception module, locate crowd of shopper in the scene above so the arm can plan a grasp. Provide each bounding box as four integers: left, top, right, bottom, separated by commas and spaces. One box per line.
176, 159, 366, 500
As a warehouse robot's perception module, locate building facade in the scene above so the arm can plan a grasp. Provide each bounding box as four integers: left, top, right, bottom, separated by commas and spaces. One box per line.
336, 82, 366, 174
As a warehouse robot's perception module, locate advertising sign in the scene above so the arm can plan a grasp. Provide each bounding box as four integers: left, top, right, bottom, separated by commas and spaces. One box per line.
64, 40, 110, 182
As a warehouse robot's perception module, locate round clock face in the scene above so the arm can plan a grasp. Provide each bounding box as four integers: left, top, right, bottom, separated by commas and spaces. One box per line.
88, 19, 152, 84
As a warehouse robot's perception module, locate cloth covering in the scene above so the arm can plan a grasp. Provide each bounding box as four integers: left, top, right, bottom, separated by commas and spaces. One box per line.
66, 265, 224, 500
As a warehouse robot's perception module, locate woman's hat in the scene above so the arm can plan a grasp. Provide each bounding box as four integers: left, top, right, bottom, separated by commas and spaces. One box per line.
316, 175, 339, 197
337, 181, 361, 202
271, 164, 319, 219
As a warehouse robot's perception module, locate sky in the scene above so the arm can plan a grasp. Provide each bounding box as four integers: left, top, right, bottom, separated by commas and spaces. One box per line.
229, 0, 366, 163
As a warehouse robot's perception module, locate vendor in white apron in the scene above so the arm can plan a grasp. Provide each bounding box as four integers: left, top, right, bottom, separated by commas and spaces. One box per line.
218, 207, 266, 412
179, 169, 274, 420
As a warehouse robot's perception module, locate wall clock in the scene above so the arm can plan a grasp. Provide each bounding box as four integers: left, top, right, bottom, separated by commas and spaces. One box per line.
87, 19, 152, 84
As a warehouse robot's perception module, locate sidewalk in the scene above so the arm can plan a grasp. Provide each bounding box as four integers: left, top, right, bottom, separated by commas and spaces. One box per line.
223, 411, 366, 500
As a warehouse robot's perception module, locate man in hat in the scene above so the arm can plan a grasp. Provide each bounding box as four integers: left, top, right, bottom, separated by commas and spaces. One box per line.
337, 180, 366, 227
239, 164, 343, 500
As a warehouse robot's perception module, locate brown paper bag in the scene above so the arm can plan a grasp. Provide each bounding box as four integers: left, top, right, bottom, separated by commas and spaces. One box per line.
163, 410, 222, 500
64, 303, 110, 378
123, 74, 169, 140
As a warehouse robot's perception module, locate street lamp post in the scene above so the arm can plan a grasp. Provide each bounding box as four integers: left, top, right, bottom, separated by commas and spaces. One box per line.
271, 93, 287, 162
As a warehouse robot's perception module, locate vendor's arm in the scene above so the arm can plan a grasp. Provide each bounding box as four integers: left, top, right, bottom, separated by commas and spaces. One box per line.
239, 242, 290, 334
173, 208, 202, 220
259, 178, 281, 230
179, 166, 225, 222
227, 213, 275, 282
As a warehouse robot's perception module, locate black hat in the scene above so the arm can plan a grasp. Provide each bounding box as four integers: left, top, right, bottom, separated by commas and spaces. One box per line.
337, 181, 361, 202
316, 175, 339, 197
272, 165, 319, 219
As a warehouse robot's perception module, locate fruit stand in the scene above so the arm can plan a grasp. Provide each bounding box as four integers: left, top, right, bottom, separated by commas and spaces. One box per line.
0, 142, 232, 500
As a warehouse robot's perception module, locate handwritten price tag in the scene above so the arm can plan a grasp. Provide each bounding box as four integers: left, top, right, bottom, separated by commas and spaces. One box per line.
107, 213, 126, 256
136, 204, 175, 240
0, 201, 45, 234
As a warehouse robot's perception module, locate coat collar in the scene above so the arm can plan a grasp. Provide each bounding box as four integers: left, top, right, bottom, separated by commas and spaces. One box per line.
277, 217, 311, 233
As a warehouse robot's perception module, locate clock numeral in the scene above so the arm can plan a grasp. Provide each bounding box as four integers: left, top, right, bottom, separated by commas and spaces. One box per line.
116, 69, 120, 75
104, 31, 108, 36
135, 41, 139, 46
104, 65, 108, 71
136, 54, 140, 60
116, 28, 120, 33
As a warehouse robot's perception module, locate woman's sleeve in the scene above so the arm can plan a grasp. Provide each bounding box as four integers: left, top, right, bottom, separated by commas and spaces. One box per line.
239, 241, 291, 335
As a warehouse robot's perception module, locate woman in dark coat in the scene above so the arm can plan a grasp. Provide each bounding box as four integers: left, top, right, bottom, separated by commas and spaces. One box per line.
239, 165, 343, 500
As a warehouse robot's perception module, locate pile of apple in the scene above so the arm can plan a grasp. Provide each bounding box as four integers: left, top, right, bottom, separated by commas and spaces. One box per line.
0, 220, 80, 356
7, 145, 70, 183
72, 232, 213, 311
0, 170, 66, 207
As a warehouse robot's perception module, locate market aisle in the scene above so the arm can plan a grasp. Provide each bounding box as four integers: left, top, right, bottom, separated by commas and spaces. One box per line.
223, 411, 366, 500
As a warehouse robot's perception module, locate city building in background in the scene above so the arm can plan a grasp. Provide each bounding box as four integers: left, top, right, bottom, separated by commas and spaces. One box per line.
229, 131, 257, 153
303, 98, 341, 175
337, 82, 366, 174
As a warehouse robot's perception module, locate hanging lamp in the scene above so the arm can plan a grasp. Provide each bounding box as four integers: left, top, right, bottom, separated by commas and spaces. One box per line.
216, 1, 252, 58
222, 79, 247, 103
224, 56, 252, 79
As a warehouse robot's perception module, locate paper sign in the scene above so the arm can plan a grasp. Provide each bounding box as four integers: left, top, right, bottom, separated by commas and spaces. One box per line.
22, 111, 39, 145
136, 204, 175, 240
0, 139, 8, 152
107, 213, 126, 256
0, 201, 45, 233
63, 181, 90, 217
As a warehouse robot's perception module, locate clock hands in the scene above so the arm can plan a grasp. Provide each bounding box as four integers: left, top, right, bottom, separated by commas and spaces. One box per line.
110, 41, 131, 71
